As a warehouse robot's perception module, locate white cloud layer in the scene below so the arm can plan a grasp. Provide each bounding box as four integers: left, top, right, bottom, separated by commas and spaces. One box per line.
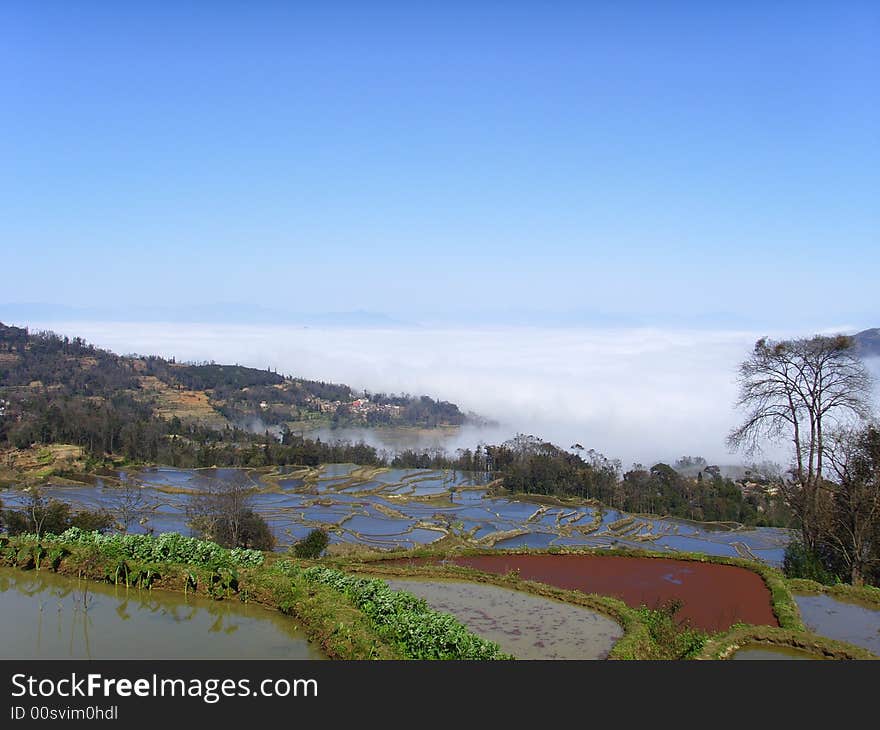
28, 321, 819, 467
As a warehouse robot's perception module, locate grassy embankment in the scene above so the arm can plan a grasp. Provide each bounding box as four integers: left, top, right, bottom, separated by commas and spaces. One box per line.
785, 577, 880, 606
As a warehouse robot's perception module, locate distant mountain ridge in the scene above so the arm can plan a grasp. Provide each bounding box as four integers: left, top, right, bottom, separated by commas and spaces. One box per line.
0, 321, 469, 432
854, 328, 880, 358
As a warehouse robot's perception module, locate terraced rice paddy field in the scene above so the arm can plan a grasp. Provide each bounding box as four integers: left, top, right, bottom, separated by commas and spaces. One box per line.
390, 554, 778, 632
380, 578, 623, 659
0, 567, 324, 659
793, 592, 880, 655
3, 461, 878, 661
0, 464, 792, 561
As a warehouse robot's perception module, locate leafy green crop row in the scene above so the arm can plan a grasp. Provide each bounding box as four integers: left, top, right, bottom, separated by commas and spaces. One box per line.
18, 527, 264, 568
299, 565, 513, 660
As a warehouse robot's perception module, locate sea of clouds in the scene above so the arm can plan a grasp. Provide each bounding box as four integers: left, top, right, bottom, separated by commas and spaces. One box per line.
20, 320, 827, 468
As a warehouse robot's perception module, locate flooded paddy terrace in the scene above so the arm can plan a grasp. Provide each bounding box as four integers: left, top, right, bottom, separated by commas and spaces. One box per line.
395, 554, 779, 632
793, 592, 880, 656
0, 567, 324, 659
1, 464, 792, 561
380, 578, 622, 659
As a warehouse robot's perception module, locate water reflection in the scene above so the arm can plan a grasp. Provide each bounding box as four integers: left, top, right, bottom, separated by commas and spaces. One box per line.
731, 645, 819, 660
0, 568, 324, 659
1, 464, 792, 562
794, 593, 880, 655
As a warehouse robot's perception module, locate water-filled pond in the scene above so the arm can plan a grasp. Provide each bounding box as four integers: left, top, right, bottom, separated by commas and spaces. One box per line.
381, 578, 622, 659
731, 645, 819, 660
793, 593, 880, 655
0, 568, 325, 659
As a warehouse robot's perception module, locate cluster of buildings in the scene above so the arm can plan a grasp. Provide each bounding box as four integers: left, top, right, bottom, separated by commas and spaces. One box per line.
303, 395, 403, 419
739, 480, 782, 498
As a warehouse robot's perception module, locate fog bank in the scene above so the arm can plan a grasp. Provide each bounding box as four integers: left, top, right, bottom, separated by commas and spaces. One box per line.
24, 320, 810, 467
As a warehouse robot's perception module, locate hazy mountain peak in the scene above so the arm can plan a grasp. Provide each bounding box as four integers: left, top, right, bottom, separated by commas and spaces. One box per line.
854, 328, 880, 358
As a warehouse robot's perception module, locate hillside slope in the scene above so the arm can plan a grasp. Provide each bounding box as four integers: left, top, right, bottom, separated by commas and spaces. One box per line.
0, 322, 467, 431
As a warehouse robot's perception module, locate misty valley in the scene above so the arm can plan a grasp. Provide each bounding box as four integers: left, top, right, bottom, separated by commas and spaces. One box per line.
1, 322, 879, 662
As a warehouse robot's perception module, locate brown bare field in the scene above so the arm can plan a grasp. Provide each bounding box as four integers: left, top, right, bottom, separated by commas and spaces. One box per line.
417, 553, 778, 632
1, 444, 88, 484
136, 376, 229, 427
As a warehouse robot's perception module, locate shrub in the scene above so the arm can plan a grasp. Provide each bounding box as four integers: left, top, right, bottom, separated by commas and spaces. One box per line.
69, 509, 115, 533
213, 509, 276, 551
2, 499, 72, 536
1, 509, 30, 536
1, 493, 114, 537
783, 540, 838, 585
292, 528, 329, 559
636, 599, 707, 659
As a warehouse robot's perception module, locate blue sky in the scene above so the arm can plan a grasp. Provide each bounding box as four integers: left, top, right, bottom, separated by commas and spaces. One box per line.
2, 1, 878, 328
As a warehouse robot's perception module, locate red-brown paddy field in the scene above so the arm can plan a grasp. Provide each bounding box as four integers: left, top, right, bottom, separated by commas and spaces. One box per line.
400, 554, 778, 632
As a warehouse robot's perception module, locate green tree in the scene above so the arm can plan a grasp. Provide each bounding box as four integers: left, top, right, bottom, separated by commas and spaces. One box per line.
292, 528, 329, 559
823, 425, 880, 585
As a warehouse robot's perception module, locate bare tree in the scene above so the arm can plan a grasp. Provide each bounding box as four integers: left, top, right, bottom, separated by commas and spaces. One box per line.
109, 481, 157, 534
185, 472, 253, 548
728, 335, 873, 547
823, 425, 880, 585
26, 487, 48, 538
